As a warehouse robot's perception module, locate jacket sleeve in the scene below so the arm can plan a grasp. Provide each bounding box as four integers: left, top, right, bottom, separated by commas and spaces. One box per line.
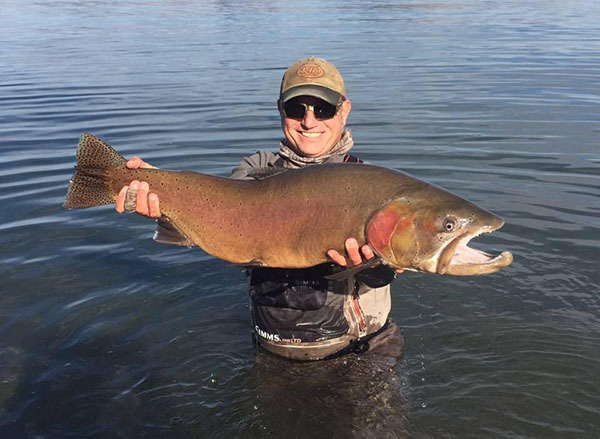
230, 151, 278, 180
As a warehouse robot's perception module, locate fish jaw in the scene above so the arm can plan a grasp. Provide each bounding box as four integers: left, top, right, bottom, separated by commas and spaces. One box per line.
436, 218, 513, 275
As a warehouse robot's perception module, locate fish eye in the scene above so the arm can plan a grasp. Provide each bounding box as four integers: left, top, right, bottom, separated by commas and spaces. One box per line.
442, 216, 458, 232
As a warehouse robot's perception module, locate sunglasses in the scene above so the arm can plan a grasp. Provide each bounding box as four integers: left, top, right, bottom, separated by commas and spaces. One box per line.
282, 100, 341, 121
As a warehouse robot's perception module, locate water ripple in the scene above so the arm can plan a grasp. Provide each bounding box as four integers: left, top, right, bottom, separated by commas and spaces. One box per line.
1, 0, 600, 438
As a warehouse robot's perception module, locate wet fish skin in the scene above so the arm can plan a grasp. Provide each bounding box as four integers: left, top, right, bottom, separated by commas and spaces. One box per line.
64, 134, 513, 275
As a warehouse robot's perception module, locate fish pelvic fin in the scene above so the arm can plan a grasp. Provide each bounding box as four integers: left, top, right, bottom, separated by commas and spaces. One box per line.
324, 257, 383, 281
63, 134, 127, 209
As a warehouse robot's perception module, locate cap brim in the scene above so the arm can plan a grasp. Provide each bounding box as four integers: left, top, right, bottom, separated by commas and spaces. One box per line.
281, 85, 341, 105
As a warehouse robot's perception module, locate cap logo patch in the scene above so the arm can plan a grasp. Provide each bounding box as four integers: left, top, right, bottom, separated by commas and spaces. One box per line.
297, 63, 324, 78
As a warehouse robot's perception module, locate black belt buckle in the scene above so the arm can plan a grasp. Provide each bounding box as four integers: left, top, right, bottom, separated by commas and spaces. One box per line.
351, 339, 370, 354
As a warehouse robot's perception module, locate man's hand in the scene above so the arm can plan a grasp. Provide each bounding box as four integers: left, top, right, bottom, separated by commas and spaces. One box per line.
327, 238, 404, 274
327, 238, 374, 267
115, 157, 161, 218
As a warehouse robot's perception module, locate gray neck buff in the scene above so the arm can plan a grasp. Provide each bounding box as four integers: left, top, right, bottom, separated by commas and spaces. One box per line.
278, 130, 354, 168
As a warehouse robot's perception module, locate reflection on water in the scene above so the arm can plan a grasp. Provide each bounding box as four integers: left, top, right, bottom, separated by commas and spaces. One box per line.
1, 0, 600, 437
246, 342, 406, 439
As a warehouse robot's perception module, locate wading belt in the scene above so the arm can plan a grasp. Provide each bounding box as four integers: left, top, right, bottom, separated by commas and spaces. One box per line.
250, 264, 350, 295
324, 319, 393, 359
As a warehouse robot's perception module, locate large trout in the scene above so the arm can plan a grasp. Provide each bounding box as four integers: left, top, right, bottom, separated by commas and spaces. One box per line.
64, 134, 513, 275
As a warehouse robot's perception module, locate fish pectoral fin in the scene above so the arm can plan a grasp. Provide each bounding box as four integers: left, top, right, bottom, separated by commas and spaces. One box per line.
324, 257, 383, 281
153, 217, 196, 247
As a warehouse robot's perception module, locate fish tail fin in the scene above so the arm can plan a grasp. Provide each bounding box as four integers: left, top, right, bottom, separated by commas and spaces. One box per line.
63, 133, 127, 209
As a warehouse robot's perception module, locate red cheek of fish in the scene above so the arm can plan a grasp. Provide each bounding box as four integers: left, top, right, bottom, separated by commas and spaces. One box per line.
366, 209, 403, 256
423, 220, 438, 232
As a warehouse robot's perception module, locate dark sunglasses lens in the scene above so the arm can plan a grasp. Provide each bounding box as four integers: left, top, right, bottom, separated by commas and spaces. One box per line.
283, 103, 306, 119
314, 103, 337, 119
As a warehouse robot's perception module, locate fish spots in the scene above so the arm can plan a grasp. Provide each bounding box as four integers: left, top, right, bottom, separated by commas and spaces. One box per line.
76, 134, 126, 170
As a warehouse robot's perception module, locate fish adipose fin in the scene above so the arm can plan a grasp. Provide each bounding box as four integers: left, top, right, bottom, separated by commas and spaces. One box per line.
324, 257, 383, 281
63, 133, 126, 209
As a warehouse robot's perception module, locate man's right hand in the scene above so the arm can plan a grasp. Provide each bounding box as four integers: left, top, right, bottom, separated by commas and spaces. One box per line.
115, 157, 161, 218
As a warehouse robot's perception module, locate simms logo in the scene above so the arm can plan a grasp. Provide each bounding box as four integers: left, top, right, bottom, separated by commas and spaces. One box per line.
255, 325, 281, 342
296, 63, 324, 78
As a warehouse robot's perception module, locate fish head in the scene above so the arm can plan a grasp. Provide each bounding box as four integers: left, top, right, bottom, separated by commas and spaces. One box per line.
366, 188, 513, 276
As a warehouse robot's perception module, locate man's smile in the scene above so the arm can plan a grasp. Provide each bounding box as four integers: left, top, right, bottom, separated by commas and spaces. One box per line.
300, 131, 323, 138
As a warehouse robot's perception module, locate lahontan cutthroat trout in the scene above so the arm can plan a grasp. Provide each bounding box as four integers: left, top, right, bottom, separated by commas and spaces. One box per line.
64, 134, 513, 276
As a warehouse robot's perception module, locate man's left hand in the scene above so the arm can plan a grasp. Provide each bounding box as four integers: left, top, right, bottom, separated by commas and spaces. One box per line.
327, 238, 373, 267
327, 238, 404, 274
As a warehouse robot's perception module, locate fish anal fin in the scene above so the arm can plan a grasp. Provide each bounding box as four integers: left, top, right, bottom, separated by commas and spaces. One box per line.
153, 217, 196, 247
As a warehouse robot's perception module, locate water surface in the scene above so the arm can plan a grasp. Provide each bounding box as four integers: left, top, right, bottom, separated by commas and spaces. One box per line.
1, 1, 599, 438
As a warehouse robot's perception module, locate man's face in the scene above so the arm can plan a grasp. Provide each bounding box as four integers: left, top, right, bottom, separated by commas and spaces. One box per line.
279, 96, 352, 158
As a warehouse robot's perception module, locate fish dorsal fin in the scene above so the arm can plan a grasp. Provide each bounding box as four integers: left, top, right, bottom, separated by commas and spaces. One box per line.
245, 167, 290, 180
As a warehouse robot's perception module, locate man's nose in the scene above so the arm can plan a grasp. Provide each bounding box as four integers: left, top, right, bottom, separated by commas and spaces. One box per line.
301, 107, 318, 127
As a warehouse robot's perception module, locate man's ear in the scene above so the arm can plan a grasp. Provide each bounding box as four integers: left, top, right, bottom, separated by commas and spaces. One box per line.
341, 99, 352, 125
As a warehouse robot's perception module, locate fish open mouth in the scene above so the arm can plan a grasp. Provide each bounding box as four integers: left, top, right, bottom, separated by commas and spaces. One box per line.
437, 232, 513, 276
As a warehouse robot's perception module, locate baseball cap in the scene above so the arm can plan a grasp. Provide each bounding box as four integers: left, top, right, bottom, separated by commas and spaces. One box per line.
280, 57, 346, 105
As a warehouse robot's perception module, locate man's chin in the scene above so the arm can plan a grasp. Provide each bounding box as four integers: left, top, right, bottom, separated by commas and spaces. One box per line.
298, 148, 329, 158
293, 141, 333, 157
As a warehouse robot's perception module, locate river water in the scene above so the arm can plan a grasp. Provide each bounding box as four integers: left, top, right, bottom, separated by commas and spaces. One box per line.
1, 1, 599, 438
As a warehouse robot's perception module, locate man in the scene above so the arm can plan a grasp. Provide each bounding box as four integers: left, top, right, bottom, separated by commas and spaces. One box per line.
115, 57, 403, 360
